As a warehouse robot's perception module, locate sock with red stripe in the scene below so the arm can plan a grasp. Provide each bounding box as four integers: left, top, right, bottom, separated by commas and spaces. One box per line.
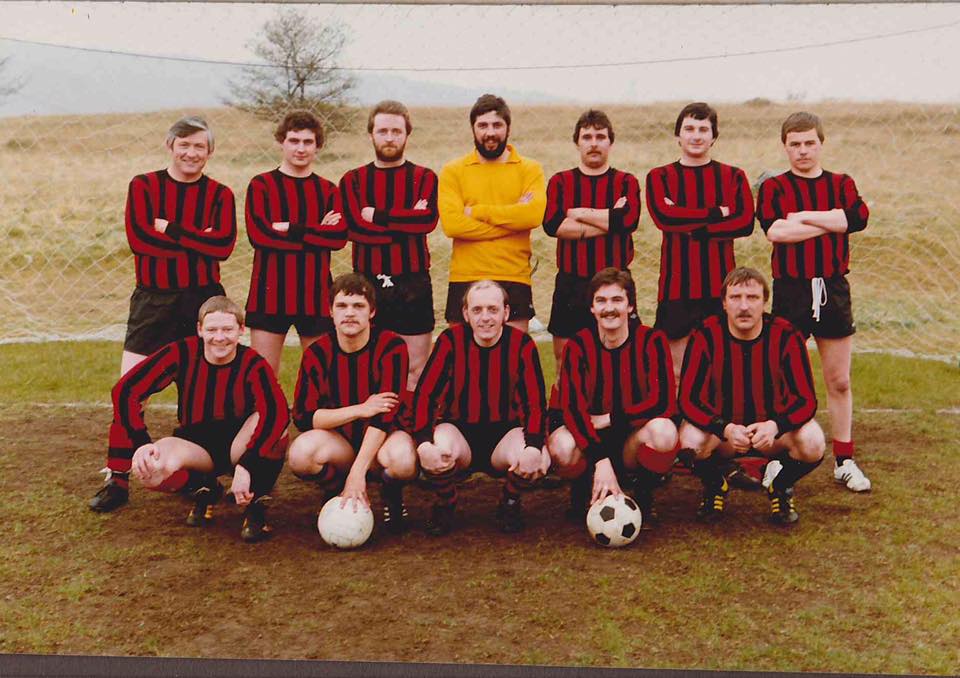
422, 466, 459, 506
833, 439, 855, 466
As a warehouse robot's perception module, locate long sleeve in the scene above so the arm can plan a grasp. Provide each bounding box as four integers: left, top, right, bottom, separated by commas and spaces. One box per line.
621, 330, 677, 428
678, 329, 726, 438
369, 336, 409, 433
774, 328, 818, 434
291, 344, 332, 433
125, 176, 179, 258
559, 339, 605, 461
438, 163, 514, 241
237, 357, 291, 469
411, 333, 454, 444
164, 184, 236, 260
469, 161, 547, 231
515, 337, 547, 450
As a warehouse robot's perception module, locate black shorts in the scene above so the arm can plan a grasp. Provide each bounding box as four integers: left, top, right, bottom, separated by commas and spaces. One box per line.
772, 276, 855, 339
548, 272, 593, 338
444, 281, 535, 323
449, 421, 517, 476
124, 283, 225, 355
173, 419, 245, 475
548, 270, 639, 338
361, 271, 436, 335
655, 297, 723, 340
245, 310, 333, 338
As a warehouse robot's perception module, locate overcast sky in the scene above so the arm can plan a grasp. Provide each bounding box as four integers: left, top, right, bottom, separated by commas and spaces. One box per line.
1, 2, 959, 116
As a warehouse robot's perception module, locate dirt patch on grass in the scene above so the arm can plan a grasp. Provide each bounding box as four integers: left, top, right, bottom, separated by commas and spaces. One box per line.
1, 405, 958, 674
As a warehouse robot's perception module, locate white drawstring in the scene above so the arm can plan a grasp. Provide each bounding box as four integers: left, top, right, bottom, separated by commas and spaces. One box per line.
811, 277, 827, 323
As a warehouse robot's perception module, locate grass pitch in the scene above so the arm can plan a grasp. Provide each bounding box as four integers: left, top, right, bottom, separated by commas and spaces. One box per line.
1, 341, 958, 673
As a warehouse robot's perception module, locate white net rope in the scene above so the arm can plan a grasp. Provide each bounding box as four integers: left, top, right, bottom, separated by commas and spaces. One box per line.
0, 5, 958, 360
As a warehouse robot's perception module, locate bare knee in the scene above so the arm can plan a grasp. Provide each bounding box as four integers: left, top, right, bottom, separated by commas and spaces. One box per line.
645, 418, 678, 452
380, 434, 418, 480
793, 422, 826, 463
679, 423, 711, 459
287, 433, 322, 475
547, 428, 578, 468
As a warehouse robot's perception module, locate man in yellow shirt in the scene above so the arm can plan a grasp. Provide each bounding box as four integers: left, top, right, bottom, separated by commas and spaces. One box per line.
438, 94, 547, 332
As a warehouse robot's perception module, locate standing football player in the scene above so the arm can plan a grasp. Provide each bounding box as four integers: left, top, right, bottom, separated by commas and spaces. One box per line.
119, 116, 236, 377
244, 110, 345, 376
412, 280, 550, 535
548, 268, 677, 524
94, 296, 289, 542
758, 112, 871, 492
437, 94, 547, 333
645, 103, 755, 385
679, 268, 825, 525
542, 110, 642, 365
339, 100, 438, 398
288, 274, 418, 534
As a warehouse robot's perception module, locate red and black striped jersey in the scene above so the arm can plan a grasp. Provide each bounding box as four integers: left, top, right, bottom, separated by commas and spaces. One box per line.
339, 161, 439, 275
558, 323, 676, 462
757, 170, 869, 279
244, 169, 346, 319
678, 314, 817, 438
125, 169, 236, 291
645, 161, 754, 301
291, 328, 408, 449
542, 167, 641, 277
412, 324, 546, 449
107, 337, 289, 472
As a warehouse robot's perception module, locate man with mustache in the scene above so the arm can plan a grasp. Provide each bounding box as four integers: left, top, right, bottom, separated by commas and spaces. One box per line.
438, 94, 547, 333
91, 116, 237, 513
678, 267, 825, 526
340, 101, 439, 401
288, 273, 418, 534
244, 110, 346, 377
548, 268, 677, 524
757, 112, 871, 493
412, 280, 550, 535
542, 109, 642, 365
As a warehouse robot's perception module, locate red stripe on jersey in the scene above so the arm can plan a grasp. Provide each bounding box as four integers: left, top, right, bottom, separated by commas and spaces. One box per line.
542, 167, 641, 277
757, 170, 869, 279
679, 315, 817, 437
646, 161, 754, 301
340, 162, 439, 275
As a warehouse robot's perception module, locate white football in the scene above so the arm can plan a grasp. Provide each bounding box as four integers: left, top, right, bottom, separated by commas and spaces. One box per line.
317, 496, 374, 549
586, 494, 642, 547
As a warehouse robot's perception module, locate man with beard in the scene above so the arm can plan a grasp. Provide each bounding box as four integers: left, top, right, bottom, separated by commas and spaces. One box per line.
542, 109, 642, 364
438, 94, 547, 333
244, 110, 345, 376
412, 280, 550, 535
678, 268, 825, 526
340, 101, 439, 396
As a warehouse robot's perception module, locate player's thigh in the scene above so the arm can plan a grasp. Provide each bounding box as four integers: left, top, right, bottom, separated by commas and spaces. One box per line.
249, 329, 287, 374
623, 419, 678, 468
775, 420, 825, 462
815, 335, 853, 391
153, 436, 216, 473
287, 428, 356, 471
490, 426, 527, 472
432, 422, 473, 469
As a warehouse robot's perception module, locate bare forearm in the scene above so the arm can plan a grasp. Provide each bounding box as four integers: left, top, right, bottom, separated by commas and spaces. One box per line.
567, 207, 610, 230
796, 208, 848, 232
766, 218, 832, 244
555, 218, 607, 240
350, 427, 387, 477
312, 404, 366, 430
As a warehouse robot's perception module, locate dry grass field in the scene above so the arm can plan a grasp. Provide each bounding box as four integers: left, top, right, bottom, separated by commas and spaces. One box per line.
1, 101, 959, 357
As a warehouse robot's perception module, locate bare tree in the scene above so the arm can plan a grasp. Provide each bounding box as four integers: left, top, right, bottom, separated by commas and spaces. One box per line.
226, 8, 354, 119
0, 55, 25, 102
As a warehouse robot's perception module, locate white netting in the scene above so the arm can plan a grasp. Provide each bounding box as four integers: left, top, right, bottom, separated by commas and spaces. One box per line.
0, 4, 958, 359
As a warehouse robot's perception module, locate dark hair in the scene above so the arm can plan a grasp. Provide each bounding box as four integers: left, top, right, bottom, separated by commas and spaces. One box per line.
781, 111, 824, 143
588, 267, 636, 309
274, 110, 324, 147
674, 102, 718, 139
469, 94, 511, 127
573, 109, 614, 144
368, 100, 412, 135
721, 267, 769, 301
331, 273, 377, 310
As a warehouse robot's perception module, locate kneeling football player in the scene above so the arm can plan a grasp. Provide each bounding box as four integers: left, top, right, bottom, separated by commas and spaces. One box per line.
678, 267, 825, 525
412, 280, 550, 535
548, 268, 678, 525
288, 273, 417, 534
93, 296, 289, 543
